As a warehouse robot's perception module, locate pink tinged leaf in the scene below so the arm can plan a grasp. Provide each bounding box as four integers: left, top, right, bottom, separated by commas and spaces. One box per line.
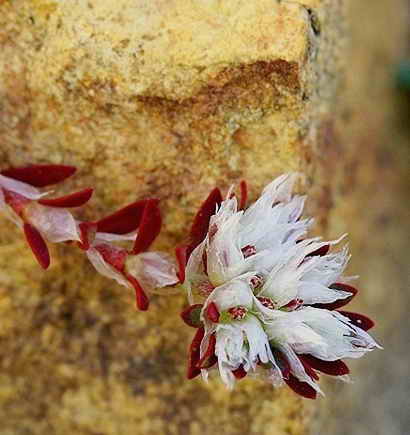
3, 189, 30, 215
181, 304, 203, 328
78, 222, 97, 251
187, 187, 223, 256
196, 333, 217, 369
132, 199, 162, 254
175, 244, 188, 283
338, 310, 375, 331
96, 200, 148, 235
300, 354, 350, 377
239, 180, 248, 210
307, 244, 330, 257
23, 223, 50, 269
95, 243, 127, 272
311, 283, 358, 310
1, 165, 76, 187
285, 375, 318, 400
127, 274, 150, 311
187, 327, 205, 379
232, 365, 247, 380
38, 188, 93, 208
206, 302, 220, 323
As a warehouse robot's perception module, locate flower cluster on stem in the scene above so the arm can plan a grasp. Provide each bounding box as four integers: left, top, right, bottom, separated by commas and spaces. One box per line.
178, 174, 380, 399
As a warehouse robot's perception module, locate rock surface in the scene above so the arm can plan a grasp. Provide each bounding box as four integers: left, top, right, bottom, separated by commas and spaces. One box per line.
0, 1, 407, 434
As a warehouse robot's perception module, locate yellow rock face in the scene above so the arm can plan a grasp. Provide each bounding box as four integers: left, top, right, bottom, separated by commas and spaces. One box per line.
0, 0, 385, 434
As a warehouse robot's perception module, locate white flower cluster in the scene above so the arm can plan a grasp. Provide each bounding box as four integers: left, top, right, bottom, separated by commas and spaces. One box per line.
182, 174, 380, 398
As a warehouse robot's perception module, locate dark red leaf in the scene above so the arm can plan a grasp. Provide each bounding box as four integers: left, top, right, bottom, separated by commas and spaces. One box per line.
175, 244, 188, 283
271, 347, 291, 378
77, 222, 97, 251
285, 375, 317, 400
338, 310, 375, 331
181, 304, 203, 328
187, 327, 205, 379
206, 302, 220, 323
1, 165, 76, 187
96, 200, 148, 235
299, 355, 350, 377
239, 180, 248, 210
310, 283, 358, 310
23, 223, 50, 269
187, 187, 222, 257
232, 365, 247, 380
95, 243, 127, 272
132, 199, 162, 254
297, 355, 319, 381
307, 244, 330, 257
38, 188, 93, 208
127, 274, 150, 311
196, 333, 217, 369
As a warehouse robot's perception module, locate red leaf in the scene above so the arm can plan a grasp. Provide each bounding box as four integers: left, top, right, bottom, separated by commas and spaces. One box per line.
311, 283, 358, 310
187, 187, 222, 257
307, 244, 330, 257
285, 375, 317, 400
297, 355, 319, 381
181, 304, 203, 328
187, 327, 205, 379
206, 302, 220, 323
23, 223, 50, 269
175, 244, 188, 283
96, 200, 148, 235
1, 165, 76, 187
95, 243, 127, 272
127, 274, 150, 311
38, 188, 93, 208
271, 348, 291, 378
239, 180, 248, 210
3, 189, 30, 215
132, 199, 162, 254
299, 355, 349, 377
232, 365, 247, 380
338, 310, 375, 331
196, 333, 217, 369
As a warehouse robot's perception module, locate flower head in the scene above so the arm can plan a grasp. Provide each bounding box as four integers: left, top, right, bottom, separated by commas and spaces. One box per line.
179, 174, 380, 399
77, 199, 178, 310
0, 164, 93, 269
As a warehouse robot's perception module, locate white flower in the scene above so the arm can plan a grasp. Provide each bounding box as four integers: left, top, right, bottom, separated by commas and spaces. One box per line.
180, 174, 380, 398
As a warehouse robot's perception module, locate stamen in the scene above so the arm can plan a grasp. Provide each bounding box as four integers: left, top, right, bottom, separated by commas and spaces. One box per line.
241, 245, 257, 258
228, 306, 248, 320
257, 297, 275, 310
250, 274, 264, 290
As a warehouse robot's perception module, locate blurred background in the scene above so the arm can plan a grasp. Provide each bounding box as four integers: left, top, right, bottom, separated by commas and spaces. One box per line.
311, 2, 410, 434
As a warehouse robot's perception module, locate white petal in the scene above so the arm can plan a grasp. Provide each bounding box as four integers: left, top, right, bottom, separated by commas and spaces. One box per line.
95, 229, 138, 243
214, 314, 273, 388
126, 251, 179, 290
183, 240, 208, 303
0, 174, 48, 199
297, 282, 352, 305
204, 276, 255, 312
86, 247, 130, 288
24, 203, 80, 242
266, 307, 380, 361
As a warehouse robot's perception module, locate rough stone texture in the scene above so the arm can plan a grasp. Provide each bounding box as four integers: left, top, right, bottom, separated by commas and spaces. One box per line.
0, 0, 407, 434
